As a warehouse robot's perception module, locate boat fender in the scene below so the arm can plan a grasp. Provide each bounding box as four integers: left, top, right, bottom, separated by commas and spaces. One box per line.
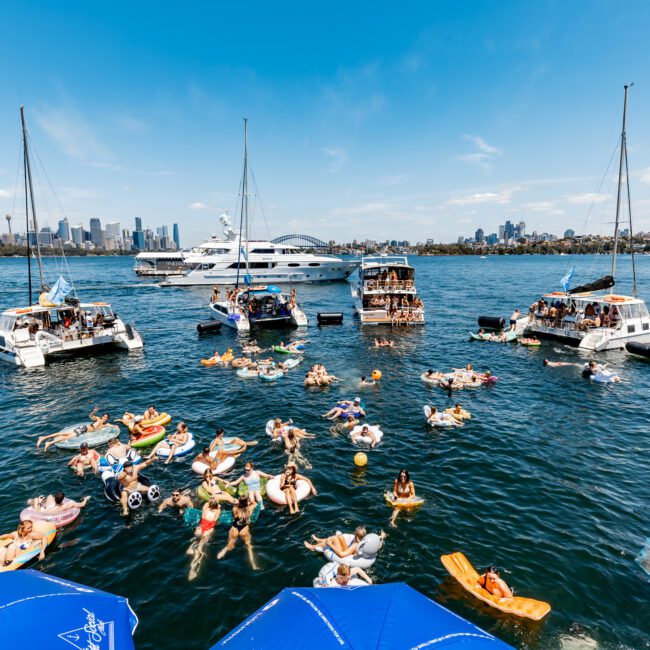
317, 312, 344, 325
477, 316, 505, 330
197, 321, 223, 334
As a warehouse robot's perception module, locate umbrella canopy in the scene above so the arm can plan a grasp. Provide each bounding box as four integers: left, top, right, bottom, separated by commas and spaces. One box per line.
212, 583, 513, 649
0, 570, 137, 649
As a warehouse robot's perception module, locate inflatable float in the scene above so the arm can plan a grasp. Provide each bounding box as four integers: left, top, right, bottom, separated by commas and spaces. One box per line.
313, 562, 369, 588
444, 407, 471, 420
321, 532, 382, 568
259, 369, 284, 382
420, 372, 441, 387
590, 369, 621, 384
20, 499, 80, 528
519, 338, 541, 347
197, 477, 268, 501
440, 551, 551, 620
155, 433, 196, 459
265, 420, 287, 442
141, 413, 172, 428
102, 473, 160, 510
423, 405, 459, 428
280, 357, 301, 370
384, 492, 425, 509
236, 367, 259, 379
349, 425, 384, 446
469, 330, 517, 343
637, 538, 650, 577
265, 475, 311, 505
272, 346, 302, 355
191, 453, 236, 476
0, 521, 56, 572
130, 426, 166, 449
99, 448, 142, 470
53, 423, 120, 450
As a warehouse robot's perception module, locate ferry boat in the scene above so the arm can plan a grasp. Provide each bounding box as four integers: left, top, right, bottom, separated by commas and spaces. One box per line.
207, 120, 308, 332
157, 215, 356, 286
524, 85, 650, 351
351, 255, 425, 325
209, 285, 307, 332
0, 107, 144, 368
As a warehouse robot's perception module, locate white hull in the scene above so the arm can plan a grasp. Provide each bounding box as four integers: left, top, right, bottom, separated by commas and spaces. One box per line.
526, 321, 650, 351
208, 303, 308, 332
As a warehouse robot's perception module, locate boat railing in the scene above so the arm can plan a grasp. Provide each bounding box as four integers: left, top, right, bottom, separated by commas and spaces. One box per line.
363, 279, 415, 292
529, 312, 622, 331
361, 255, 409, 266
13, 323, 120, 346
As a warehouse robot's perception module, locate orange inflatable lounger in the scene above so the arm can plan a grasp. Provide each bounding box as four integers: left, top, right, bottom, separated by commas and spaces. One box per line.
440, 551, 551, 621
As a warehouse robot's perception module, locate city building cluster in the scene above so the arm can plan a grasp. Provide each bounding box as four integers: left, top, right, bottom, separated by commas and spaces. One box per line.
1, 215, 180, 252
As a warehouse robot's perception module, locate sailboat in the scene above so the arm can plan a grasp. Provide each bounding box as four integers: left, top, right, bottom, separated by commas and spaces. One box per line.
0, 107, 144, 368
208, 119, 308, 332
523, 85, 650, 351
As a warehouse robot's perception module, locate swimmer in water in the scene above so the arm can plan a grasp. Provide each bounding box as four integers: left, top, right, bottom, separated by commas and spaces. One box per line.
216, 495, 259, 569
158, 489, 193, 513
227, 462, 273, 508
477, 565, 513, 600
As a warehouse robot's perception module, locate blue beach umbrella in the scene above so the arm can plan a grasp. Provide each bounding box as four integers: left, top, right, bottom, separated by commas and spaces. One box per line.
0, 570, 138, 648
212, 583, 513, 649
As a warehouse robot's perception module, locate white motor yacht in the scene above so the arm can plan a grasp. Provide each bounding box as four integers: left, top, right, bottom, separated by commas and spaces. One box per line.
351, 255, 425, 325
0, 107, 144, 368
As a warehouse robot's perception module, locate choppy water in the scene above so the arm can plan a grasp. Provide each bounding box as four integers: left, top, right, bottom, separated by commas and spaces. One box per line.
0, 254, 649, 649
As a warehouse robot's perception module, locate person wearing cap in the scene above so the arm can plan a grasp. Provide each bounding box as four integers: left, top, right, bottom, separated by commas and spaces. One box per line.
477, 566, 513, 600
116, 455, 157, 516
321, 398, 365, 420
67, 443, 100, 477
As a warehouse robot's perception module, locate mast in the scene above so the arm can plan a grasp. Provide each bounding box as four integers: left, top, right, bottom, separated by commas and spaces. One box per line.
611, 84, 631, 282
624, 136, 637, 296
20, 106, 45, 292
242, 118, 250, 281
23, 139, 32, 304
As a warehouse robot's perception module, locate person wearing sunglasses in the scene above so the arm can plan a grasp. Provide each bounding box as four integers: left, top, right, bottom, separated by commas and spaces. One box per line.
158, 489, 193, 513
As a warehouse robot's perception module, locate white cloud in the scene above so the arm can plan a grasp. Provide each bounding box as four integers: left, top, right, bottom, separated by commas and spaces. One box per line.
189, 201, 208, 210
639, 167, 650, 184
457, 134, 502, 169
0, 189, 10, 198
565, 192, 609, 205
320, 147, 348, 173
34, 106, 109, 161
117, 115, 150, 134
447, 186, 521, 206
521, 201, 556, 212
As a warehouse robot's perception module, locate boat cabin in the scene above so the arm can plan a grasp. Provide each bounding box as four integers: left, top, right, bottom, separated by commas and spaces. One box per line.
360, 258, 416, 293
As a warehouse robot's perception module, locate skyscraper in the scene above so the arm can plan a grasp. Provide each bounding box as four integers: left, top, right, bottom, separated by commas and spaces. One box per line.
89, 218, 103, 246
57, 218, 70, 241
173, 223, 180, 249
71, 225, 83, 245
132, 230, 145, 250
135, 217, 142, 232
474, 228, 485, 243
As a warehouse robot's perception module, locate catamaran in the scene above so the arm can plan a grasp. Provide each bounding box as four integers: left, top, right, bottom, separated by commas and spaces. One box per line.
207, 120, 308, 332
351, 255, 425, 325
523, 85, 650, 351
0, 107, 144, 368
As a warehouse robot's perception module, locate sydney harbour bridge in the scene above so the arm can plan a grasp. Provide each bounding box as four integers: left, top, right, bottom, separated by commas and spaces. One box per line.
271, 234, 329, 248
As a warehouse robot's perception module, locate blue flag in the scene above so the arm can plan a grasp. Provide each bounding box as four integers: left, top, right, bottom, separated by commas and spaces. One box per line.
244, 273, 253, 286
561, 267, 574, 293
46, 275, 72, 305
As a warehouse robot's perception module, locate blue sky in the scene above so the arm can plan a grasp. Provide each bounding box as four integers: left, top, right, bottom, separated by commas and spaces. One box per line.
2, 1, 650, 245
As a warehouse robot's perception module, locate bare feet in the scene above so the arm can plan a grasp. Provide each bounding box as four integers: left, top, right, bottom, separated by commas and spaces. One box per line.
303, 541, 318, 551
216, 548, 227, 560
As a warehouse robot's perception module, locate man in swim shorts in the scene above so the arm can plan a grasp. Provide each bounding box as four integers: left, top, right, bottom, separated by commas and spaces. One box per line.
67, 443, 100, 477
117, 456, 157, 516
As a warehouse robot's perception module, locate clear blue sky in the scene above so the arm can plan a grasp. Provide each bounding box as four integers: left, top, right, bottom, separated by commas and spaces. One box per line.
1, 1, 650, 245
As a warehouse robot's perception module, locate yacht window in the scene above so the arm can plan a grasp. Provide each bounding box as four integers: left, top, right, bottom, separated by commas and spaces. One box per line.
641, 304, 650, 318
200, 248, 229, 254
0, 315, 17, 332
0, 335, 5, 347
308, 263, 320, 267
288, 263, 301, 267
629, 303, 644, 319
227, 262, 275, 269
627, 324, 636, 333
250, 248, 275, 254
618, 305, 632, 319
643, 323, 649, 331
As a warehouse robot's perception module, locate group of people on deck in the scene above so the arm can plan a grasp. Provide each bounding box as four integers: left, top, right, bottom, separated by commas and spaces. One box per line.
530, 299, 621, 330
13, 307, 109, 341
363, 293, 424, 323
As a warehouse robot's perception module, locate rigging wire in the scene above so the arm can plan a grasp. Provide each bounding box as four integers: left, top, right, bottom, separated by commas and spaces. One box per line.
249, 164, 272, 241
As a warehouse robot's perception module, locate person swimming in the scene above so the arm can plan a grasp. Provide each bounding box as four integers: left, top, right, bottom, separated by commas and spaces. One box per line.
477, 565, 513, 599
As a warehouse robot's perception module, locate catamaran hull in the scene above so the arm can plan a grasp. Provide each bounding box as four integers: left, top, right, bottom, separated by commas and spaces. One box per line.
208, 305, 307, 332
525, 325, 650, 351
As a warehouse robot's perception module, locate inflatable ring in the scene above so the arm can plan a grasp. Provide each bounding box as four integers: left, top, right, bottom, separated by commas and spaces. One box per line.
322, 532, 382, 568
313, 562, 369, 588
0, 521, 56, 572
265, 475, 311, 505
349, 425, 384, 446
420, 372, 440, 387
237, 367, 259, 379
155, 433, 196, 459
130, 426, 166, 449
191, 454, 235, 476
265, 420, 286, 442
141, 413, 171, 428
200, 358, 220, 366
384, 492, 424, 509
260, 370, 284, 382
53, 422, 121, 451
20, 499, 80, 528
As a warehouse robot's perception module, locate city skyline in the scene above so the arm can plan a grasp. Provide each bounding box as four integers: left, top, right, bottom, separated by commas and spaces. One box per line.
2, 3, 650, 246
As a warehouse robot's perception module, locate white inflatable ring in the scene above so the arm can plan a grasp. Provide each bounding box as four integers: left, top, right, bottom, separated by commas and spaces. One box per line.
20, 499, 80, 527
321, 532, 381, 568
266, 475, 310, 505
420, 372, 440, 386
313, 562, 369, 588
265, 420, 285, 443
156, 433, 196, 458
591, 370, 619, 384
191, 453, 235, 476
349, 425, 383, 446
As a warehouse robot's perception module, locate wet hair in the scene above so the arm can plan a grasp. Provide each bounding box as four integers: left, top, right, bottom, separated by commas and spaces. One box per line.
245, 462, 254, 470
202, 447, 210, 455
543, 359, 549, 366
237, 495, 249, 508
215, 428, 224, 436
337, 564, 351, 577
354, 526, 367, 541
17, 521, 32, 535
428, 369, 433, 374
361, 376, 366, 381
54, 491, 65, 505
203, 468, 212, 478
397, 469, 410, 482
80, 442, 89, 451
208, 498, 221, 509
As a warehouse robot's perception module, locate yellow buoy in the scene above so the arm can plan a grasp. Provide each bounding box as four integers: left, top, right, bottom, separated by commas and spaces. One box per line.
372, 369, 382, 381
354, 452, 368, 467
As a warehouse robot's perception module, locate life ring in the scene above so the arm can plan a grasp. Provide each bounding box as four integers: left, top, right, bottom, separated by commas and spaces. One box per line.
265, 475, 311, 505
605, 295, 626, 303
20, 499, 80, 528
236, 367, 259, 378
322, 532, 382, 568
155, 433, 196, 459
129, 426, 167, 449
313, 562, 369, 588
349, 425, 384, 446
191, 453, 235, 476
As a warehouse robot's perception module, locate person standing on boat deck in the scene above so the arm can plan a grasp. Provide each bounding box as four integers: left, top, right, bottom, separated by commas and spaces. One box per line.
509, 309, 520, 331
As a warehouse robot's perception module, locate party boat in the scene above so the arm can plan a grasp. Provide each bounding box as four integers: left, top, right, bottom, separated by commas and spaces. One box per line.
351, 255, 425, 325
0, 107, 144, 368
524, 85, 650, 351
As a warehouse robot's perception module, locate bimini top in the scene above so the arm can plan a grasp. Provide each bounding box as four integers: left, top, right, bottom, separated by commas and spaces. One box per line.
360, 255, 413, 270
246, 285, 282, 294
0, 569, 137, 649
2, 302, 112, 316
542, 292, 645, 305
212, 583, 513, 649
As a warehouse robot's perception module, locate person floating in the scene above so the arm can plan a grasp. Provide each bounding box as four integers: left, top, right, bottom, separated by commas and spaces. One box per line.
280, 464, 317, 515
37, 406, 111, 451
116, 456, 157, 516
477, 565, 513, 600
67, 442, 100, 477
226, 462, 273, 508
0, 520, 48, 566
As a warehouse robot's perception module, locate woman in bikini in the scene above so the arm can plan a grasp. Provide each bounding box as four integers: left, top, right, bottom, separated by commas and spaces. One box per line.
0, 520, 47, 566
201, 469, 237, 504
187, 499, 221, 581
227, 462, 273, 508
477, 565, 513, 599
304, 526, 383, 557
216, 495, 258, 569
279, 464, 317, 514
392, 469, 415, 502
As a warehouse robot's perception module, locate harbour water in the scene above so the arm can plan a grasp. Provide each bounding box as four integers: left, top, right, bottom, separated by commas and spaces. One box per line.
0, 254, 648, 649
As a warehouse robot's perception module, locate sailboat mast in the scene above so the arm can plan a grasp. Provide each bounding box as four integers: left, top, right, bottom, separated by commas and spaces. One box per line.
23, 142, 32, 305
624, 136, 637, 296
242, 118, 250, 279
20, 106, 45, 292
611, 84, 631, 282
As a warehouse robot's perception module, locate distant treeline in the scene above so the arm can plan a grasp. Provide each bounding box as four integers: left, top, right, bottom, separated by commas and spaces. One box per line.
415, 240, 648, 256
0, 245, 134, 257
